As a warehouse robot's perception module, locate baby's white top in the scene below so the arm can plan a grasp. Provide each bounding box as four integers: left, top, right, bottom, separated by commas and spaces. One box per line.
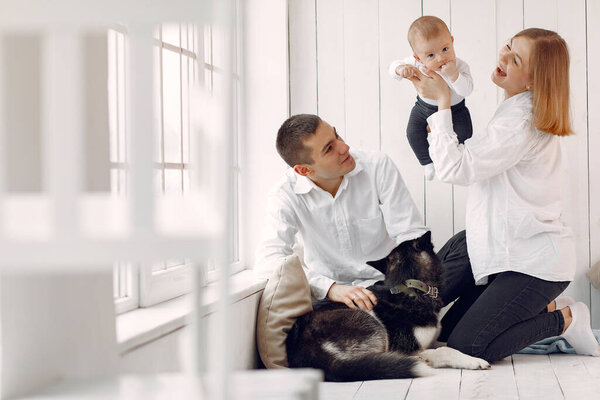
388, 56, 473, 106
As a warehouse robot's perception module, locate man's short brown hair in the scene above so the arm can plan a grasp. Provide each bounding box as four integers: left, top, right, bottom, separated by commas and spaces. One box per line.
276, 114, 321, 168
407, 16, 451, 50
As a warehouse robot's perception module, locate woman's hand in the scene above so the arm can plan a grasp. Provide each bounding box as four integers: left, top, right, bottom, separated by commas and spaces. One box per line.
407, 67, 451, 110
327, 283, 378, 311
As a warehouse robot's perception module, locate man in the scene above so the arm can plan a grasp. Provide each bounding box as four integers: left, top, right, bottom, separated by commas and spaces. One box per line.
255, 114, 439, 310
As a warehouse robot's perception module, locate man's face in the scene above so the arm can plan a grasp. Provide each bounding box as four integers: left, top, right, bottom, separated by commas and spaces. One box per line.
297, 121, 356, 183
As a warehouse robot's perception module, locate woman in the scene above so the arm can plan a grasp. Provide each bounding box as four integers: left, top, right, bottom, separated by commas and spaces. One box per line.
408, 28, 599, 361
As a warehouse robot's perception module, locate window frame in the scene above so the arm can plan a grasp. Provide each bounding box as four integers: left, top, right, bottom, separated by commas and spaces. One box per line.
109, 26, 139, 314
114, 263, 140, 314
111, 7, 244, 311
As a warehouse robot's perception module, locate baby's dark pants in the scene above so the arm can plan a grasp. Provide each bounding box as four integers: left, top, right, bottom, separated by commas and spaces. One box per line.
406, 96, 473, 166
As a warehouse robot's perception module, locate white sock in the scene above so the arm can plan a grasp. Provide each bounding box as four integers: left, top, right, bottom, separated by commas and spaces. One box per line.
562, 302, 600, 356
424, 164, 435, 181
554, 295, 575, 310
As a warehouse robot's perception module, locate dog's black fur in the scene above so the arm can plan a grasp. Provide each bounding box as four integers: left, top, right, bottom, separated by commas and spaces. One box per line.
286, 231, 443, 382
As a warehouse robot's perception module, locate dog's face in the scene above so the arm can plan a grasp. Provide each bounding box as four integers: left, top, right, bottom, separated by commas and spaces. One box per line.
367, 231, 441, 287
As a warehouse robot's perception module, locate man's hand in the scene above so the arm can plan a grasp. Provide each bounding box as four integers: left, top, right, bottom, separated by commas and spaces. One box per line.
440, 59, 459, 82
396, 64, 419, 79
327, 283, 378, 311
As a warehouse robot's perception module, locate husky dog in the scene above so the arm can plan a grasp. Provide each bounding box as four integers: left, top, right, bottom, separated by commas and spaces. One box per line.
285, 231, 490, 382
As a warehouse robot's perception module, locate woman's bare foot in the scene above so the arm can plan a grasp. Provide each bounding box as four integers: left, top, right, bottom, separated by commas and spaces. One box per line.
548, 295, 574, 312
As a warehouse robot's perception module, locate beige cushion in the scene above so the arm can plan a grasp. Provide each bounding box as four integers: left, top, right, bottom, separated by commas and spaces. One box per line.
256, 254, 313, 369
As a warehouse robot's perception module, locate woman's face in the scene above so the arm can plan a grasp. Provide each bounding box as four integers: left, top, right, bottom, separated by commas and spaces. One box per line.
492, 36, 534, 99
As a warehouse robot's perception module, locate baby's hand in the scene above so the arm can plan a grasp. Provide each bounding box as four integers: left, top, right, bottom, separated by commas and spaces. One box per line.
440, 59, 459, 82
396, 65, 419, 79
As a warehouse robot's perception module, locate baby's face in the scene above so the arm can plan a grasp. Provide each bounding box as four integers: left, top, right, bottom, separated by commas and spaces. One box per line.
412, 31, 456, 71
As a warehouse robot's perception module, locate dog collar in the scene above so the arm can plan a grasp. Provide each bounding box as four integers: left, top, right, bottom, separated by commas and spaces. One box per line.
390, 279, 438, 298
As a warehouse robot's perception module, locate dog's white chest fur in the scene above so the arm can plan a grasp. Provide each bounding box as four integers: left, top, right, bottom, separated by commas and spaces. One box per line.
413, 325, 439, 349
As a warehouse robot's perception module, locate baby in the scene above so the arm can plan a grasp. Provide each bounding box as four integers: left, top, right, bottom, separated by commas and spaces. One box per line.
389, 16, 473, 180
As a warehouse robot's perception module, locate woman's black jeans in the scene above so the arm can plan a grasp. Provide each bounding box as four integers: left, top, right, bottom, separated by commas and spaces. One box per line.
436, 230, 569, 362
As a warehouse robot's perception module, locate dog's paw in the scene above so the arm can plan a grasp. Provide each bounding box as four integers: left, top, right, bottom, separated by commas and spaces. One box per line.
460, 354, 491, 370
418, 347, 491, 370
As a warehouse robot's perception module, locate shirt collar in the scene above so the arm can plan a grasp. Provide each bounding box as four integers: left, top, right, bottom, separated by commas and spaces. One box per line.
293, 175, 314, 194
293, 152, 364, 195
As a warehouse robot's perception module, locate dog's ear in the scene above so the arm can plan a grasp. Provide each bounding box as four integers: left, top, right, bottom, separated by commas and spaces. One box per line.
366, 257, 388, 275
416, 230, 433, 251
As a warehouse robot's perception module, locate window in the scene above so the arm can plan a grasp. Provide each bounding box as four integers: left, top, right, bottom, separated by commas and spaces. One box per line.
110, 8, 242, 312
108, 28, 139, 314
202, 16, 243, 280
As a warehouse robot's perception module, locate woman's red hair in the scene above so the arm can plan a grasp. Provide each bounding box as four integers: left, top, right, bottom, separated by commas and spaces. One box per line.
514, 28, 572, 136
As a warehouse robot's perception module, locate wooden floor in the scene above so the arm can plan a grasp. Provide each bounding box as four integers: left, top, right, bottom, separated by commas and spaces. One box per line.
319, 354, 600, 400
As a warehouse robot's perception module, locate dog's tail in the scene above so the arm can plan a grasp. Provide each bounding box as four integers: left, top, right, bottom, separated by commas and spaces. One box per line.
325, 352, 432, 382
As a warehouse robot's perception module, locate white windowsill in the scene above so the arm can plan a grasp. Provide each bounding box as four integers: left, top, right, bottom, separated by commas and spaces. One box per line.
116, 269, 267, 355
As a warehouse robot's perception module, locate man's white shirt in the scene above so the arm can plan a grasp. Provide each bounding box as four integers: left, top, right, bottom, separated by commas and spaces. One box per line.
255, 150, 428, 299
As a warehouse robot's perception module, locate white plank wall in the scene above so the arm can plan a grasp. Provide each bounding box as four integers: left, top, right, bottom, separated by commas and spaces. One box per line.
589, 0, 600, 329
379, 0, 424, 218
343, 0, 380, 151
288, 0, 600, 327
315, 0, 346, 135
288, 0, 317, 115
451, 0, 497, 235
555, 0, 590, 311
421, 0, 454, 248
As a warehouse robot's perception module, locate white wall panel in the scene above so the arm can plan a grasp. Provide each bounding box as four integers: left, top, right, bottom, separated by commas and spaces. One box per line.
422, 0, 450, 25
587, 0, 600, 327
316, 0, 346, 133
379, 0, 424, 218
289, 0, 317, 115
557, 0, 591, 313
524, 0, 557, 31
451, 0, 497, 236
240, 0, 289, 267
342, 0, 380, 150
495, 0, 523, 104
422, 0, 453, 249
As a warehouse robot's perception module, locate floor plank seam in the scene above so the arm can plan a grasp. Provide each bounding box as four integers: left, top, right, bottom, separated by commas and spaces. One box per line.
549, 355, 566, 399
458, 368, 463, 400
404, 378, 414, 400
351, 381, 364, 400
510, 355, 521, 400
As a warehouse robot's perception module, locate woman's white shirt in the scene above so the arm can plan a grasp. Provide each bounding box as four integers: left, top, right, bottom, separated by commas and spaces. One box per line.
427, 91, 575, 284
